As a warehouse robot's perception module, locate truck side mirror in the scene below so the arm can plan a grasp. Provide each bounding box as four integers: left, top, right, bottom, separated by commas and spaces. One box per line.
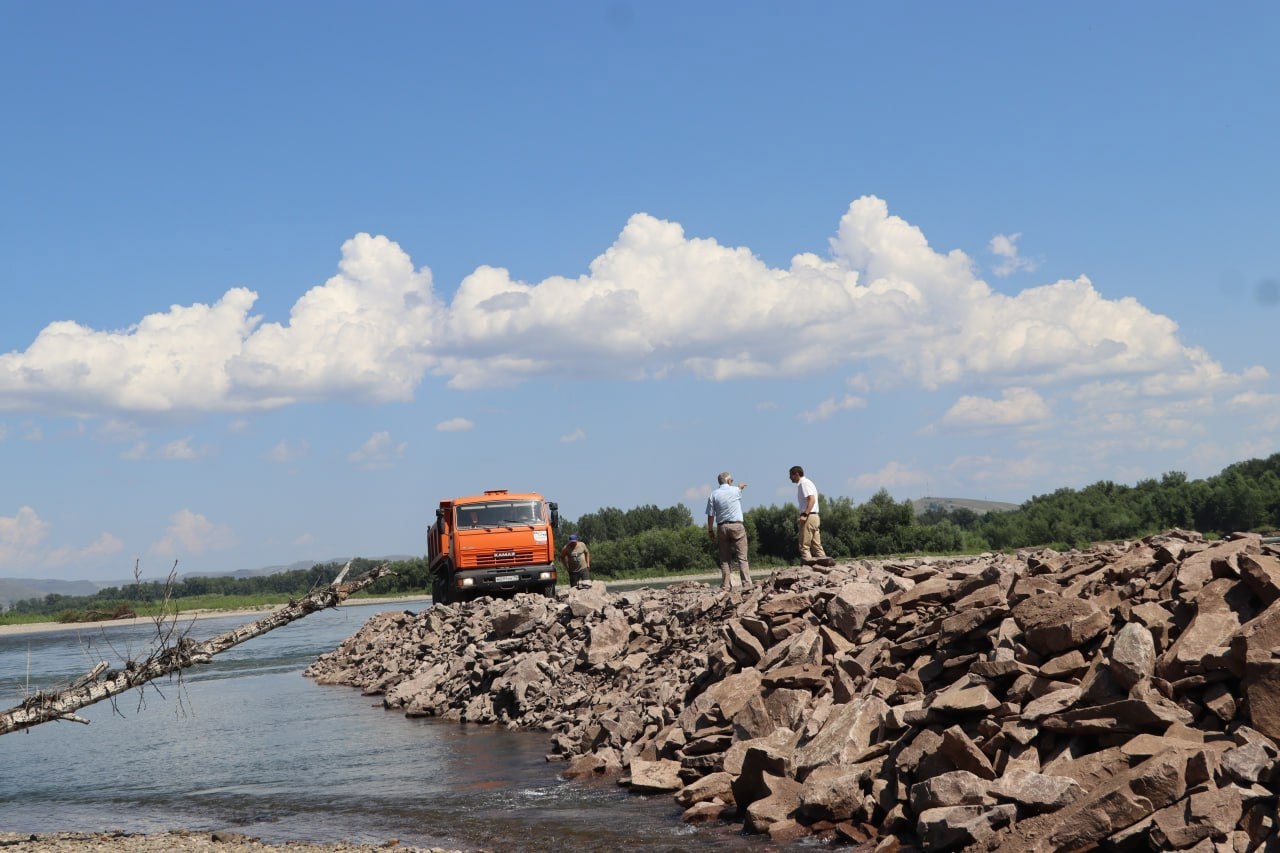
548, 502, 559, 529
435, 508, 444, 521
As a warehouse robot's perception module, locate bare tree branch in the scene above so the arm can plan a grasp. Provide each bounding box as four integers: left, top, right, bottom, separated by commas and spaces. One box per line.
0, 562, 393, 736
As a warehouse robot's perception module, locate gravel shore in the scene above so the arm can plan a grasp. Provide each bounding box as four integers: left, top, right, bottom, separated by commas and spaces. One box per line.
0, 831, 472, 852
0, 595, 433, 638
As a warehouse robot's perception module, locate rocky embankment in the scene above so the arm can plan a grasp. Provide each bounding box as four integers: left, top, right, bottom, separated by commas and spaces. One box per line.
304, 531, 1280, 851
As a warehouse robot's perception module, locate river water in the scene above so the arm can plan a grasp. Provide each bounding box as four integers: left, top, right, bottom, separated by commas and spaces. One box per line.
0, 602, 790, 851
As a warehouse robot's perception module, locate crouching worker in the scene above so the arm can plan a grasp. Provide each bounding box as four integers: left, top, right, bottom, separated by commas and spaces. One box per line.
561, 534, 591, 586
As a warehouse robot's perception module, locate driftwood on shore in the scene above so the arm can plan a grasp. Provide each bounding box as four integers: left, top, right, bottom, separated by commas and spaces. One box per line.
0, 562, 393, 736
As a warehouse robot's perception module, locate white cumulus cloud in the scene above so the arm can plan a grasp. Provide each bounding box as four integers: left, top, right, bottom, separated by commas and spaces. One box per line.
151, 509, 237, 557
44, 532, 125, 568
989, 232, 1037, 277
942, 387, 1053, 429
0, 507, 124, 571
849, 461, 929, 496
436, 418, 474, 432
799, 395, 867, 423
159, 436, 201, 460
0, 233, 442, 416
348, 431, 407, 469
266, 440, 309, 464
0, 506, 51, 566
0, 198, 1263, 422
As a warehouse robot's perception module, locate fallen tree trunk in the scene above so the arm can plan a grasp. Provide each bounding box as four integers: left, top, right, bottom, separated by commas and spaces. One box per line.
0, 562, 394, 736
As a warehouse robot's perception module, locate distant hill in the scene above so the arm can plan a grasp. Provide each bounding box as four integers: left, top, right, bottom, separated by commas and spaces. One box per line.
0, 555, 417, 608
182, 555, 417, 580
0, 577, 101, 608
911, 496, 1020, 516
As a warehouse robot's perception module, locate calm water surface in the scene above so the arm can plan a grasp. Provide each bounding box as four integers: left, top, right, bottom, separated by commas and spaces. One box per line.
0, 602, 791, 851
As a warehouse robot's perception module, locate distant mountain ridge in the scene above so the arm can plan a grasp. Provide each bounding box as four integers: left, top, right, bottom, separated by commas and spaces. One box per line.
0, 555, 416, 608
0, 577, 101, 608
910, 496, 1020, 515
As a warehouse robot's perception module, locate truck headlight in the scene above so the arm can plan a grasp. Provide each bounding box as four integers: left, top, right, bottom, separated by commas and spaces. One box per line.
460, 577, 474, 587
539, 571, 554, 580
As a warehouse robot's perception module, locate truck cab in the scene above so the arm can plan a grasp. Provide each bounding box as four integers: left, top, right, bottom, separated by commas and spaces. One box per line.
427, 489, 560, 603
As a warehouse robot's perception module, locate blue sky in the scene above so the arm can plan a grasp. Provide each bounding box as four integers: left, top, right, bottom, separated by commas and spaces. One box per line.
2, 3, 1277, 582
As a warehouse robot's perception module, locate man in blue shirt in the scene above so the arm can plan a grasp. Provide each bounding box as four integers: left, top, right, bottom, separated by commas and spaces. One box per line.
705, 471, 751, 589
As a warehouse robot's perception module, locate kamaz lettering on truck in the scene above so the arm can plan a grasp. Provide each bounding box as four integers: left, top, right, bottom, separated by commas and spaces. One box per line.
427, 489, 560, 603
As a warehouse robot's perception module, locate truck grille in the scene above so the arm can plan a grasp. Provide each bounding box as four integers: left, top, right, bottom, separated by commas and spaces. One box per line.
475, 549, 536, 566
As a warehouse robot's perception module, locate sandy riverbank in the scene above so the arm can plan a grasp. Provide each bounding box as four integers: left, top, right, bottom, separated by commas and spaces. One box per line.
0, 595, 433, 639
0, 570, 757, 640
0, 830, 469, 852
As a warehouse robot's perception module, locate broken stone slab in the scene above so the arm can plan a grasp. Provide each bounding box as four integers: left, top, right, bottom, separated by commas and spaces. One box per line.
826, 581, 884, 640
1239, 552, 1280, 605
674, 771, 735, 807
1149, 784, 1245, 849
1160, 579, 1258, 680
909, 770, 994, 812
561, 750, 623, 780
680, 799, 730, 824
798, 764, 872, 822
1012, 592, 1109, 656
741, 772, 804, 834
1038, 649, 1089, 680
722, 619, 764, 667
939, 725, 996, 780
489, 599, 554, 637
928, 682, 1000, 714
764, 817, 810, 843
582, 611, 632, 667
728, 688, 802, 740
721, 726, 799, 777
916, 803, 1016, 852
987, 770, 1084, 813
564, 582, 610, 617
1244, 659, 1280, 741
626, 757, 683, 792
1021, 685, 1082, 721
1175, 536, 1260, 596
760, 663, 828, 691
1110, 621, 1157, 689
1219, 741, 1276, 785
675, 666, 762, 733
939, 606, 1007, 644
1036, 748, 1194, 851
793, 695, 889, 778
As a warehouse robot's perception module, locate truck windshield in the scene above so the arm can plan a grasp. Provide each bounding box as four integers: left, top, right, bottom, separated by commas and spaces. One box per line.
455, 500, 544, 530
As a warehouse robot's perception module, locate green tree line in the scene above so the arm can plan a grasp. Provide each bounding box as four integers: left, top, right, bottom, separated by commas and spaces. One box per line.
8, 452, 1279, 618
562, 453, 1280, 576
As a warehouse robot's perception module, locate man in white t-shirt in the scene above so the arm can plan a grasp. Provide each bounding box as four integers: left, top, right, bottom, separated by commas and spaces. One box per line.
789, 465, 834, 568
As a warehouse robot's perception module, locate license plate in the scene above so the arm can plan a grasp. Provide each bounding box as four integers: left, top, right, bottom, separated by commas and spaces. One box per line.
496, 575, 518, 583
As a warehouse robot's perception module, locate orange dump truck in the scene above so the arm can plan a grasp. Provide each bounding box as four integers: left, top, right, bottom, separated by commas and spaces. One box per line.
427, 489, 560, 603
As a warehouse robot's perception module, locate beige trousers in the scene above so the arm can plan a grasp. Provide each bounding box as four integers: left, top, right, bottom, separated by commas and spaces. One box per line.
716, 523, 751, 588
798, 513, 827, 561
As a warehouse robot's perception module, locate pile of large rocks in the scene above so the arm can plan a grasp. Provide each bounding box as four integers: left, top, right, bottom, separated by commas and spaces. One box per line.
304, 531, 1280, 850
